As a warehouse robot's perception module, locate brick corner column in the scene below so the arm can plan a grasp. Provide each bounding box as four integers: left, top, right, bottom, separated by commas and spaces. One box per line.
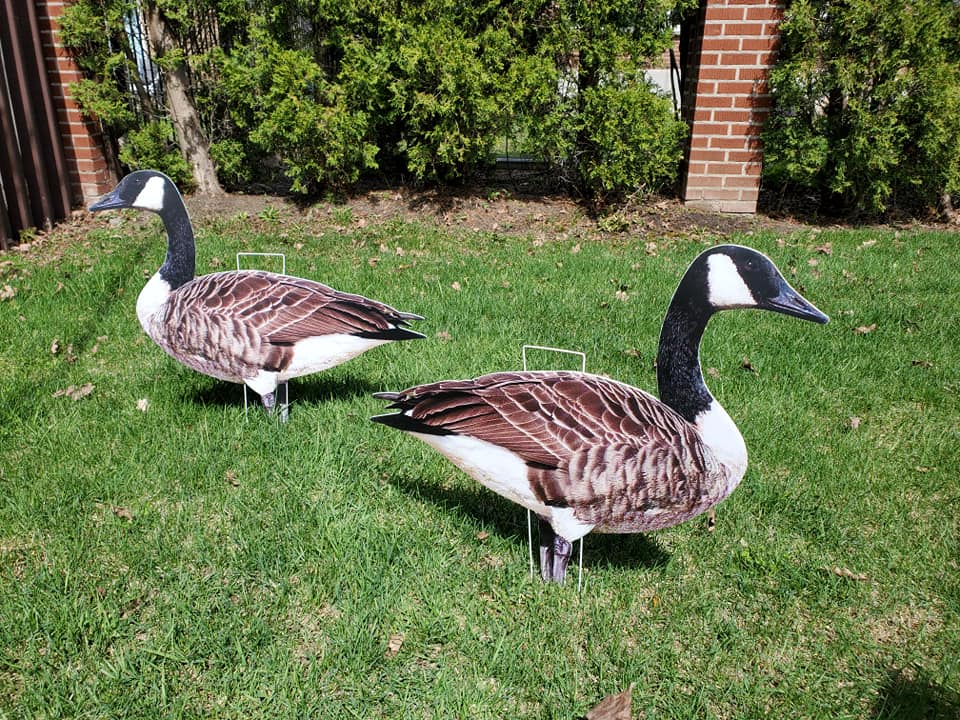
680, 0, 783, 214
38, 1, 117, 207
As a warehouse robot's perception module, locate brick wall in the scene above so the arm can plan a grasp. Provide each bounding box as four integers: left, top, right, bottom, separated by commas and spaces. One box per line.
36, 0, 116, 205
681, 0, 783, 213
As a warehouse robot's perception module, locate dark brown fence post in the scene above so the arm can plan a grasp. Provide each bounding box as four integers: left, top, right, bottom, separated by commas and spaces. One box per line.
0, 1, 116, 248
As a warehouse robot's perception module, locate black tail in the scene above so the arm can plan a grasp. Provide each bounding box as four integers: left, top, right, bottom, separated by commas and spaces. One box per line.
369, 398, 453, 436
355, 327, 426, 341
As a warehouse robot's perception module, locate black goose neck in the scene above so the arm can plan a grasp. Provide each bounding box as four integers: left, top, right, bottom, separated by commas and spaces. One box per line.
156, 193, 195, 290
656, 300, 714, 423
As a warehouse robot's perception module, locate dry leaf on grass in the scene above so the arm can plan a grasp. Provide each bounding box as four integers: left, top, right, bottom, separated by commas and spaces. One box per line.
707, 367, 720, 378
435, 330, 452, 342
0, 284, 17, 301
821, 566, 868, 582
815, 243, 833, 255
475, 531, 489, 542
741, 357, 756, 373
225, 470, 239, 487
52, 383, 95, 400
50, 339, 60, 355
849, 416, 862, 430
385, 633, 404, 658
586, 684, 633, 720
136, 398, 149, 412
97, 501, 133, 521
450, 281, 462, 291
854, 324, 877, 335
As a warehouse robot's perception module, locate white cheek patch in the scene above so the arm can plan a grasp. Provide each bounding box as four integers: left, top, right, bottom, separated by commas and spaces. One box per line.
707, 253, 755, 308
133, 176, 167, 211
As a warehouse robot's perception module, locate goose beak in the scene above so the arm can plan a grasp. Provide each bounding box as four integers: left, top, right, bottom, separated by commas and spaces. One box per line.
88, 188, 125, 213
767, 280, 830, 324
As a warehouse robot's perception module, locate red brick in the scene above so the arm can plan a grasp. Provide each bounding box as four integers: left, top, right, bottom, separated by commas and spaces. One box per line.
704, 7, 746, 21
738, 67, 768, 82
740, 37, 779, 52
709, 51, 766, 66
686, 174, 726, 188
691, 122, 740, 135
705, 162, 752, 176
745, 6, 782, 22
698, 66, 739, 81
699, 95, 735, 109
724, 174, 764, 188
726, 150, 763, 163
710, 135, 751, 149
716, 80, 757, 95
689, 148, 729, 163
721, 22, 770, 37
711, 110, 752, 123
707, 37, 742, 52
696, 187, 743, 201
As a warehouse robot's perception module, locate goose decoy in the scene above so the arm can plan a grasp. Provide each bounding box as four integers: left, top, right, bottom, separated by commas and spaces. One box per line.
372, 245, 828, 583
89, 170, 424, 414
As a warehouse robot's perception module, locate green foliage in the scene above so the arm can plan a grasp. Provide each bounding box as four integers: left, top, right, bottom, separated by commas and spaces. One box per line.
64, 0, 691, 199
119, 121, 195, 190
576, 83, 687, 200
211, 23, 378, 193
764, 0, 960, 215
512, 0, 693, 201
59, 0, 140, 130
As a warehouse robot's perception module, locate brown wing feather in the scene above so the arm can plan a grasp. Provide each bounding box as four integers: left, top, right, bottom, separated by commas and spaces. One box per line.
177, 271, 414, 344
384, 371, 718, 529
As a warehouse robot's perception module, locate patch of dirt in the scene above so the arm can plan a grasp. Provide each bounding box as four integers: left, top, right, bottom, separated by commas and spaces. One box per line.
182, 183, 806, 241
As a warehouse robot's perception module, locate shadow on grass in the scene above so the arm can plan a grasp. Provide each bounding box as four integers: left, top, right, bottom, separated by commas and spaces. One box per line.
184, 373, 379, 411
387, 472, 670, 572
872, 667, 960, 720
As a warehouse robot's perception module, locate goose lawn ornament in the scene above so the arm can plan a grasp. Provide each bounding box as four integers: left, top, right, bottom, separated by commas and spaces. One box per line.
372, 245, 828, 583
89, 170, 424, 415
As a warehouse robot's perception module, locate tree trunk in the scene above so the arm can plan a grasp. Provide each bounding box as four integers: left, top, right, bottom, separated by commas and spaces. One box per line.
943, 192, 959, 224
143, 2, 223, 195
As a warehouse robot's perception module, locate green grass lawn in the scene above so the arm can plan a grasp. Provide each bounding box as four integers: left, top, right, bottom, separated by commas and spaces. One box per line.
1, 209, 958, 718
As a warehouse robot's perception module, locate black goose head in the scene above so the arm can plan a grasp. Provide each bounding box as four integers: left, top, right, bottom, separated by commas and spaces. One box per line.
677, 244, 829, 324
88, 170, 195, 289
88, 170, 180, 214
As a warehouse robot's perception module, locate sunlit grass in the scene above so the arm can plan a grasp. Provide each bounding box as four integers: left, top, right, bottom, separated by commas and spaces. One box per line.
0, 213, 957, 718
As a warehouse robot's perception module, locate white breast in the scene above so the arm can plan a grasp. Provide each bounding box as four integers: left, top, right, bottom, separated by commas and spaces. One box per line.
136, 272, 172, 334
694, 400, 748, 495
